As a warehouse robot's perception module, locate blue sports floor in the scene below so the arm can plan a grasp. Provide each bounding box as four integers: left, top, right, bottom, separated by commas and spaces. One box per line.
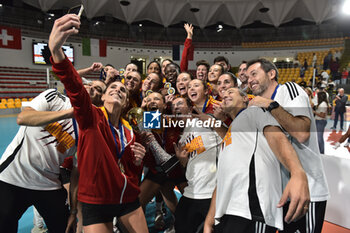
0, 116, 179, 233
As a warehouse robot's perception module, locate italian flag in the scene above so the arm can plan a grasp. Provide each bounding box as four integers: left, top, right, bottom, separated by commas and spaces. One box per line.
82, 38, 107, 57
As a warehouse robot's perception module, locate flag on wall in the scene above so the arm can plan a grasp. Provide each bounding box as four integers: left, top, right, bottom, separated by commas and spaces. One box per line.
0, 25, 22, 50
82, 38, 107, 57
172, 44, 194, 61
172, 45, 184, 61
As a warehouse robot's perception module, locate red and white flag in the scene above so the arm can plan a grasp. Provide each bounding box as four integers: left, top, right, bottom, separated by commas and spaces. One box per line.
0, 25, 22, 50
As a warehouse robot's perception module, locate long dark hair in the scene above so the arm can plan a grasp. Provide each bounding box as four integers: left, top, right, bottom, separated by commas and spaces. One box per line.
317, 91, 328, 109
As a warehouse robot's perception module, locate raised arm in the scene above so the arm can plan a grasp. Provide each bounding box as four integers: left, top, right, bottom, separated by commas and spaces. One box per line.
77, 62, 103, 77
49, 14, 95, 130
17, 107, 73, 126
264, 125, 310, 224
49, 14, 80, 63
180, 23, 194, 72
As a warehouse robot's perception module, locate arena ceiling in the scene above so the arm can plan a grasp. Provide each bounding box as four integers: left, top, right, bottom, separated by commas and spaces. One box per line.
21, 0, 342, 29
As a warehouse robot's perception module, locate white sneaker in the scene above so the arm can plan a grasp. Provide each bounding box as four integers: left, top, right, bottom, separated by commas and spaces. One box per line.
31, 226, 48, 233
154, 210, 165, 230
344, 142, 350, 147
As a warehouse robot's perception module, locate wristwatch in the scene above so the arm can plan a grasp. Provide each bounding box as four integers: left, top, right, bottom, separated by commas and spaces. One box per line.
267, 101, 279, 112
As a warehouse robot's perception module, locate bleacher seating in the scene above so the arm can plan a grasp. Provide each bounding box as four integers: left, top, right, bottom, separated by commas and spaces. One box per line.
0, 66, 49, 108
242, 37, 346, 49
0, 96, 33, 109
297, 47, 343, 69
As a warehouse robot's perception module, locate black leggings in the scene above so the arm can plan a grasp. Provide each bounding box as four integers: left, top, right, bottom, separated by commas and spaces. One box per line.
0, 180, 69, 233
174, 196, 211, 233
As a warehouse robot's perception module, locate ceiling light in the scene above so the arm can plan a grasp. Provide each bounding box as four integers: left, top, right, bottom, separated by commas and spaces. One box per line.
120, 0, 130, 6
343, 0, 350, 15
139, 23, 142, 27
0, 4, 3, 7
190, 8, 200, 13
259, 7, 269, 13
217, 24, 223, 32
49, 13, 54, 17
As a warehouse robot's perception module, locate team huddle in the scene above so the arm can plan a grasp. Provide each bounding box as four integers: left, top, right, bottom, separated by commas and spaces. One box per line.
0, 14, 329, 233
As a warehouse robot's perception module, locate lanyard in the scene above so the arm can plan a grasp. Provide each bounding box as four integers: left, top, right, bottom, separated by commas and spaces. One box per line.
100, 69, 106, 81
72, 118, 78, 146
271, 84, 280, 100
202, 98, 209, 113
109, 120, 125, 159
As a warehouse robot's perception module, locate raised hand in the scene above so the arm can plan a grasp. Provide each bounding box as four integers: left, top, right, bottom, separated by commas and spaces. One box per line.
49, 14, 81, 63
165, 94, 175, 105
213, 102, 226, 122
173, 142, 189, 167
192, 106, 211, 122
90, 62, 103, 72
184, 23, 193, 39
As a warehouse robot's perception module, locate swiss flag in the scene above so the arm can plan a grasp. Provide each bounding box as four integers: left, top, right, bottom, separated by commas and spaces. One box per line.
0, 26, 22, 50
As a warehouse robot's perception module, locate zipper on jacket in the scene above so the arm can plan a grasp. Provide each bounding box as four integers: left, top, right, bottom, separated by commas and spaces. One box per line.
120, 173, 127, 204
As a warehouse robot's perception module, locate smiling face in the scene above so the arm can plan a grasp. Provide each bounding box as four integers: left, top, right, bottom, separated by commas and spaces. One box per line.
196, 65, 208, 81
84, 80, 106, 106
162, 60, 172, 76
247, 62, 274, 96
176, 72, 191, 96
102, 81, 128, 108
124, 63, 138, 77
217, 74, 236, 99
222, 87, 245, 114
147, 62, 160, 75
165, 64, 178, 85
146, 92, 166, 112
214, 61, 229, 72
238, 63, 248, 83
187, 79, 207, 104
208, 64, 223, 83
142, 73, 161, 92
172, 97, 191, 116
124, 71, 142, 94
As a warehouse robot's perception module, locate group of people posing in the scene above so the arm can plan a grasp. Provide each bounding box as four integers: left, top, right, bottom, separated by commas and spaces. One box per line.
0, 14, 330, 233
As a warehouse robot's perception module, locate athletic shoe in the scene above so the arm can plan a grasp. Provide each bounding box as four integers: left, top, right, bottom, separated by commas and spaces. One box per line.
31, 226, 48, 233
164, 224, 175, 233
154, 210, 165, 230
330, 127, 336, 130
344, 142, 350, 147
